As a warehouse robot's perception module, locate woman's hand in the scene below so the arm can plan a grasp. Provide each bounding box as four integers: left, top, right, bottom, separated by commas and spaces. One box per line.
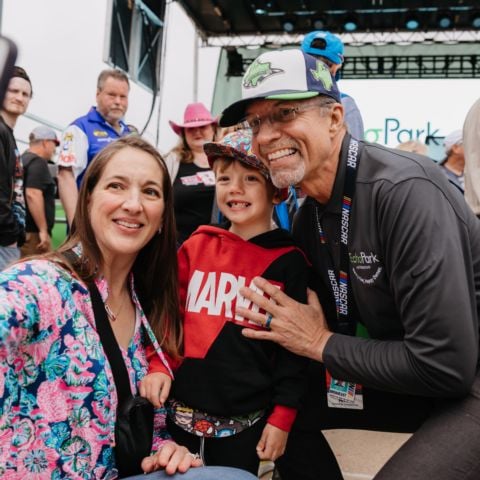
139, 372, 172, 408
141, 442, 203, 475
237, 277, 333, 362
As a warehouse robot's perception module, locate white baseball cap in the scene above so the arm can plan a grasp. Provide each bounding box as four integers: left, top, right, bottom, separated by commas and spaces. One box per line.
443, 130, 463, 154
220, 48, 341, 127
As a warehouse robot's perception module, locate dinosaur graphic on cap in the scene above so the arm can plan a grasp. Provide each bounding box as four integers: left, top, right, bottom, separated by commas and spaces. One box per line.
310, 61, 334, 91
243, 59, 284, 88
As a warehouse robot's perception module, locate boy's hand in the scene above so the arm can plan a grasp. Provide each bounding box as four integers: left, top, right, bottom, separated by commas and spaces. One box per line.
139, 372, 172, 408
256, 423, 288, 461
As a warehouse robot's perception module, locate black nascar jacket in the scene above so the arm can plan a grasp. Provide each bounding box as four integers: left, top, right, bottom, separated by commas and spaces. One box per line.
294, 134, 480, 398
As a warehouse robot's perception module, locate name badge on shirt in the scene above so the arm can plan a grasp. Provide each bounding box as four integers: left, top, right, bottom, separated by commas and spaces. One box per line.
180, 170, 215, 186
197, 170, 215, 186
326, 371, 364, 410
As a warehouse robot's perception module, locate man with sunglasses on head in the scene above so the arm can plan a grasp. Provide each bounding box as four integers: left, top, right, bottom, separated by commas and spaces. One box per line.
220, 48, 480, 480
301, 30, 364, 140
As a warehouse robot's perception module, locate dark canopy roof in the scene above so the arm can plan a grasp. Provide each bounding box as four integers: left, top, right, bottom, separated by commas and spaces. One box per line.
175, 1, 480, 38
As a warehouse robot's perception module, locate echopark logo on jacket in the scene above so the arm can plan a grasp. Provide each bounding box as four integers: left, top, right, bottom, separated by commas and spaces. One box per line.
186, 269, 282, 329
349, 250, 383, 285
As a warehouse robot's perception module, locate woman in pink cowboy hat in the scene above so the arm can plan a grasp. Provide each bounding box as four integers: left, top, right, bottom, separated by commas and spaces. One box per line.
165, 102, 218, 244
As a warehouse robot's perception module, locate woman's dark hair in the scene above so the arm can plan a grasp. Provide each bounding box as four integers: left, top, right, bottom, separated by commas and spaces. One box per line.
56, 135, 182, 358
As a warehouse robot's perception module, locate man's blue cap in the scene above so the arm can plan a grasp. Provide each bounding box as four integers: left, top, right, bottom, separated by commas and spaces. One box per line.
301, 31, 345, 65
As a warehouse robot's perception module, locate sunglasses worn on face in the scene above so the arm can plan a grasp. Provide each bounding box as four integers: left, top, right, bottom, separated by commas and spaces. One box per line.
243, 101, 334, 135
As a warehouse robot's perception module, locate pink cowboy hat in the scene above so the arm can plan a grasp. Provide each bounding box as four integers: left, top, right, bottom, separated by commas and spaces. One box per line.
169, 102, 218, 136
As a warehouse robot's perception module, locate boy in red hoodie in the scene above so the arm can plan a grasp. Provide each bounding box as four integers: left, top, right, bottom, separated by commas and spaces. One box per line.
141, 129, 309, 475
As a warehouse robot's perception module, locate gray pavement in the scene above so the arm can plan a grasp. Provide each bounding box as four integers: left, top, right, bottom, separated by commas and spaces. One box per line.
324, 430, 411, 479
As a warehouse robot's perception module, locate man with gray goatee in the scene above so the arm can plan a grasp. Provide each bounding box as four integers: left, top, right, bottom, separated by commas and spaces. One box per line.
221, 48, 480, 480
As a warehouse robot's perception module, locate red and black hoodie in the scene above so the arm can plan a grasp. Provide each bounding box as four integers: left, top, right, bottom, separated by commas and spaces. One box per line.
150, 225, 310, 432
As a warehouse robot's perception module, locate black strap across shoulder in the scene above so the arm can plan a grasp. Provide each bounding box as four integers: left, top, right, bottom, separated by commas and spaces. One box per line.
88, 282, 133, 405
62, 249, 132, 405
89, 274, 156, 479
63, 250, 154, 479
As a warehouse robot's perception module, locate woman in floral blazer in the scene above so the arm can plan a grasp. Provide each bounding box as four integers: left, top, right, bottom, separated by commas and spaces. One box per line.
0, 136, 255, 480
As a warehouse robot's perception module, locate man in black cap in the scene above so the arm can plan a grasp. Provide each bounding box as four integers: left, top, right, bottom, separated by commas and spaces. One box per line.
221, 48, 480, 479
20, 126, 59, 256
0, 66, 32, 269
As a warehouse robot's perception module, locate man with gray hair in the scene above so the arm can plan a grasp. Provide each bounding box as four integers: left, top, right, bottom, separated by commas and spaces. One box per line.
57, 69, 131, 225
221, 48, 480, 479
20, 126, 59, 256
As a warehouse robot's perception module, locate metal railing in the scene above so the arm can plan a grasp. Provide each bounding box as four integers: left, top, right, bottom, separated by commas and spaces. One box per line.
342, 54, 480, 79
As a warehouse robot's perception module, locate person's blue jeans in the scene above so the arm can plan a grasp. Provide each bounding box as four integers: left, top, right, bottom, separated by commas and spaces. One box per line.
126, 466, 257, 480
0, 245, 20, 271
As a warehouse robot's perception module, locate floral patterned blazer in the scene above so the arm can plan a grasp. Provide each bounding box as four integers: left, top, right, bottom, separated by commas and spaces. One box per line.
0, 258, 172, 479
